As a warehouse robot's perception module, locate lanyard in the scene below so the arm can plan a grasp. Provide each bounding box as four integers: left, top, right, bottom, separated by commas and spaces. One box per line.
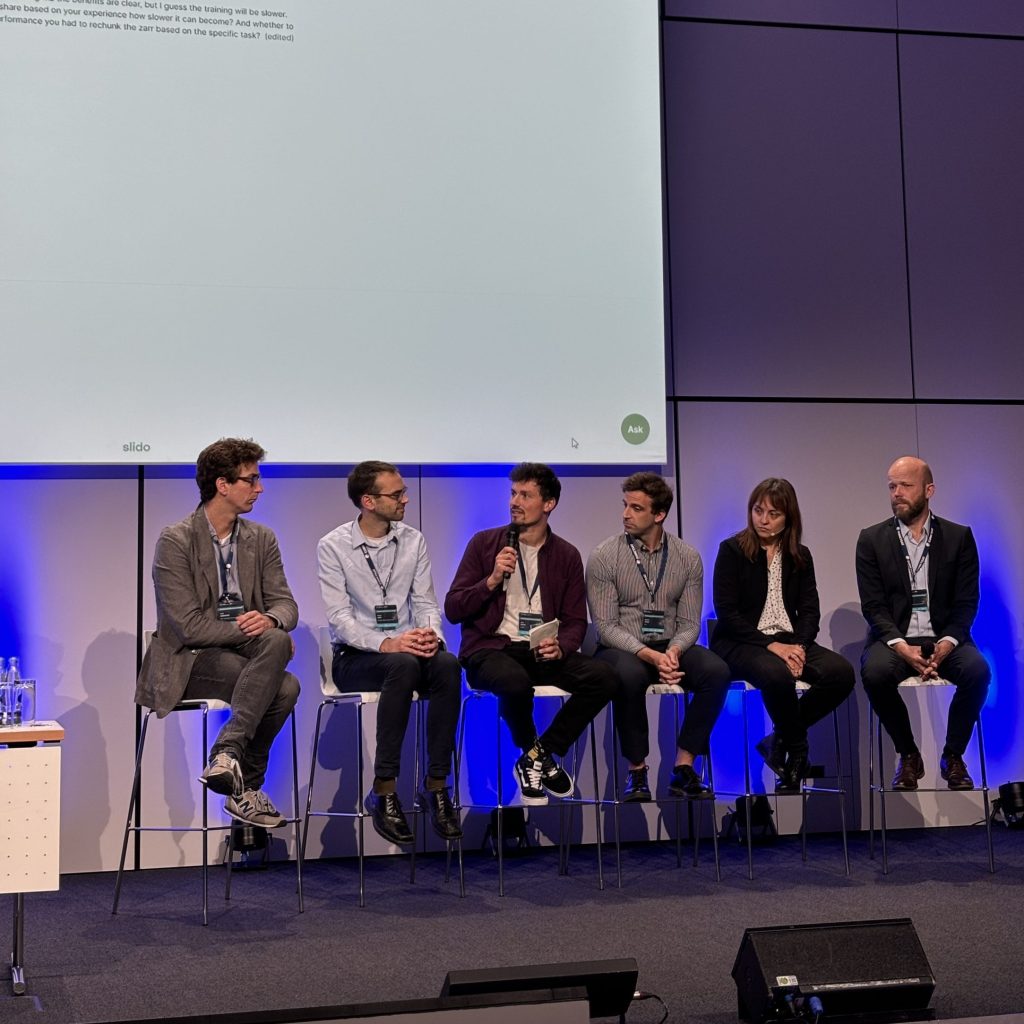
516, 541, 541, 609
361, 537, 397, 601
213, 521, 239, 594
625, 534, 668, 603
894, 517, 932, 589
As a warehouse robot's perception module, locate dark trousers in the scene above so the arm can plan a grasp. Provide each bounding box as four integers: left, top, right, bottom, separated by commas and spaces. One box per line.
184, 628, 298, 791
715, 637, 855, 752
463, 645, 617, 758
597, 643, 730, 765
333, 648, 461, 781
860, 638, 991, 756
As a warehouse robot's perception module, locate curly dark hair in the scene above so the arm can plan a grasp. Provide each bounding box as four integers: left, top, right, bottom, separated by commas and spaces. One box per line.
510, 462, 561, 503
195, 438, 266, 503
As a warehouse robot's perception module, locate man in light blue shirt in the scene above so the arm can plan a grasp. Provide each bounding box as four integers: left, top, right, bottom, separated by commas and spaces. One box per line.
318, 461, 462, 845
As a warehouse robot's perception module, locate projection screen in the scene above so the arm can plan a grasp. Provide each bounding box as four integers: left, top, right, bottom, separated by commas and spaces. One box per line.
0, 0, 666, 464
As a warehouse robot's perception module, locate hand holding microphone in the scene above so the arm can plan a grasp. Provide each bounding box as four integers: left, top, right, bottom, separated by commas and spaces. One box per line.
501, 523, 520, 580
487, 524, 520, 589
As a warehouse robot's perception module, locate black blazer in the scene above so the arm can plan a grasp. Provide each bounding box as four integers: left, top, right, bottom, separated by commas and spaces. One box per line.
711, 536, 820, 653
855, 515, 980, 646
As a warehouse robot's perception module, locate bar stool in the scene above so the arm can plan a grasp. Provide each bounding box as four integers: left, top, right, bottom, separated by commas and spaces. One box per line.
726, 680, 849, 880
608, 683, 720, 887
454, 686, 604, 896
868, 676, 993, 874
302, 629, 464, 906
112, 695, 304, 925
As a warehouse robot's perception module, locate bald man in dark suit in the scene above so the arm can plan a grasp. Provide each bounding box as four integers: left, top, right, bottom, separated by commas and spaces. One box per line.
856, 456, 990, 791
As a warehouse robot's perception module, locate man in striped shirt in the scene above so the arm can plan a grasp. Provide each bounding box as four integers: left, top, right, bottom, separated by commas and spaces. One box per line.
586, 472, 729, 801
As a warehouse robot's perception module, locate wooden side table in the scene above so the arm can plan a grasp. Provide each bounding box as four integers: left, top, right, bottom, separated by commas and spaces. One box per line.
1, 720, 63, 996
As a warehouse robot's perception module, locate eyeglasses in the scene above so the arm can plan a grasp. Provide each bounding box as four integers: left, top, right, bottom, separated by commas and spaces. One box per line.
235, 474, 262, 486
370, 487, 408, 502
752, 504, 783, 521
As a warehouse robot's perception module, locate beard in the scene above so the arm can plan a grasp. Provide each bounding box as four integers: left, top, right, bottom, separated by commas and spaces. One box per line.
891, 495, 927, 523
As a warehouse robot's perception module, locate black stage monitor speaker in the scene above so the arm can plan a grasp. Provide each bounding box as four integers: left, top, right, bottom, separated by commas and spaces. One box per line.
441, 958, 638, 1019
733, 919, 935, 1024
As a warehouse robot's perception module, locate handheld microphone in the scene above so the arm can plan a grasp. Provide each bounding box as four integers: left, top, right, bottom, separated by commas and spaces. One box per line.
503, 524, 520, 580
921, 641, 935, 660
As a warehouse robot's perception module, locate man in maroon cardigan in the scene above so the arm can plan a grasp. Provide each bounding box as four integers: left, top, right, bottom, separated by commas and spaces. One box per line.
445, 463, 617, 804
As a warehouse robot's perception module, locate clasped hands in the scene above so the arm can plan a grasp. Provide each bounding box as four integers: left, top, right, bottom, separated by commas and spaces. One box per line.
381, 627, 440, 658
640, 645, 685, 685
895, 638, 952, 679
768, 641, 806, 679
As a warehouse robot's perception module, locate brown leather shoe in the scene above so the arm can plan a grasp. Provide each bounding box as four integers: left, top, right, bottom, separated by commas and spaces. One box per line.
892, 752, 925, 790
940, 753, 975, 791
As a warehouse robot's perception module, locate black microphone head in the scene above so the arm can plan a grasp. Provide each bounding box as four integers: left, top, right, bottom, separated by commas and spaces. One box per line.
921, 641, 935, 659
502, 524, 520, 580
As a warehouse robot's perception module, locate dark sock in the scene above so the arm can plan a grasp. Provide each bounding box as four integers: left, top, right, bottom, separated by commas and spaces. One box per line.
373, 777, 396, 796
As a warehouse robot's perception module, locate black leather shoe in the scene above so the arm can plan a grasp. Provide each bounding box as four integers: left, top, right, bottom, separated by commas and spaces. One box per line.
417, 785, 464, 841
667, 763, 713, 799
623, 766, 652, 802
755, 733, 787, 780
940, 753, 975, 791
892, 752, 925, 790
365, 791, 414, 846
777, 751, 809, 793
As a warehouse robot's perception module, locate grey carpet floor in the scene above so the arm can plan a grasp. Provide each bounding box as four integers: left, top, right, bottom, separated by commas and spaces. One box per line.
4, 826, 1022, 1024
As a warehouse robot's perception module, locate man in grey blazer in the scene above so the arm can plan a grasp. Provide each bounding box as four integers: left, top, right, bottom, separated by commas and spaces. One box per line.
136, 437, 299, 827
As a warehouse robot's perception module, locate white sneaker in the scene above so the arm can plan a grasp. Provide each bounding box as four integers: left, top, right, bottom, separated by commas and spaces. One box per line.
226, 789, 286, 828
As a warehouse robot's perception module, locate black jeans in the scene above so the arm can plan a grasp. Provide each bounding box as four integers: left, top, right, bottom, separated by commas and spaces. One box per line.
715, 636, 855, 753
597, 643, 730, 764
333, 648, 461, 781
184, 628, 298, 791
860, 638, 990, 756
463, 645, 617, 758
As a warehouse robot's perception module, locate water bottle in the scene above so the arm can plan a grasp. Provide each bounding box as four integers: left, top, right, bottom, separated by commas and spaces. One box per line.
6, 657, 22, 725
0, 656, 8, 724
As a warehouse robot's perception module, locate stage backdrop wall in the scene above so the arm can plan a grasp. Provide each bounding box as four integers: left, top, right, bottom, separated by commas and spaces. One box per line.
1, 2, 1022, 872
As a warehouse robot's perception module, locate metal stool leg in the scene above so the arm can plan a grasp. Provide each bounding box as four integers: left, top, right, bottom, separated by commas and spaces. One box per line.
300, 699, 330, 863
589, 719, 604, 891
868, 707, 877, 860
289, 708, 305, 911
978, 715, 994, 873
833, 707, 850, 876
741, 688, 754, 880
609, 706, 623, 888
878, 714, 890, 875
112, 709, 155, 915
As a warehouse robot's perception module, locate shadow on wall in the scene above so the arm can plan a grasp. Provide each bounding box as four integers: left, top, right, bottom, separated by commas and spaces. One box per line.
830, 603, 869, 828
60, 630, 133, 871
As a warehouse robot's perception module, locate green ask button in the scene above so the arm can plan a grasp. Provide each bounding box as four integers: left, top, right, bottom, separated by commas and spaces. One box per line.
620, 413, 650, 445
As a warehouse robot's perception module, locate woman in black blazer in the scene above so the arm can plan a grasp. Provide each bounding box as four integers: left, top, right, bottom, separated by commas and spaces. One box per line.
711, 478, 854, 790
